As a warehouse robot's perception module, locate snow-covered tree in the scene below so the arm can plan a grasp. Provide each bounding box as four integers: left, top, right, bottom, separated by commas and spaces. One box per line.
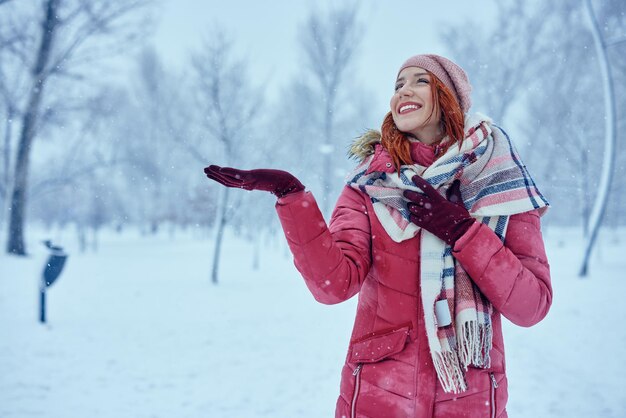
298, 3, 364, 216
439, 0, 547, 125
188, 28, 264, 284
579, 0, 626, 276
4, 0, 151, 255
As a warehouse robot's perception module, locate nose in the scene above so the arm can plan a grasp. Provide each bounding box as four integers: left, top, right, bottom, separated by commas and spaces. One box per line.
397, 84, 412, 97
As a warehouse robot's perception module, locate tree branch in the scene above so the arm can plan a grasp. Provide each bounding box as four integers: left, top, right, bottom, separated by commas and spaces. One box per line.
605, 35, 626, 47
30, 155, 134, 198
46, 0, 150, 79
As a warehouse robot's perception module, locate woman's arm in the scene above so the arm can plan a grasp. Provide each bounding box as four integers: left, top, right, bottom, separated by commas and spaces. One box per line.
452, 209, 552, 327
203, 165, 371, 304
275, 186, 372, 305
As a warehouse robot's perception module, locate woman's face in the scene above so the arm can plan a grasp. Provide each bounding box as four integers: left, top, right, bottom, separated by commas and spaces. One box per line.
390, 66, 442, 144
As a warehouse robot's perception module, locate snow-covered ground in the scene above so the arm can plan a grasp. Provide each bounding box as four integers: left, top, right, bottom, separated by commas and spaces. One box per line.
1, 225, 625, 417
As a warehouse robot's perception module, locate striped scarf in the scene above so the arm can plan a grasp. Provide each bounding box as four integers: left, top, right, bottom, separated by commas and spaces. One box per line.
346, 114, 548, 393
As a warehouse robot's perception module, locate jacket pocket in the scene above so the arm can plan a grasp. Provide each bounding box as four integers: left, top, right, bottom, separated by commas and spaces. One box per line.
348, 325, 412, 418
348, 324, 411, 364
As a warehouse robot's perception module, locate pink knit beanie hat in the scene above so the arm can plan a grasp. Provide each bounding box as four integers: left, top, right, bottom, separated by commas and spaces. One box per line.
397, 54, 472, 113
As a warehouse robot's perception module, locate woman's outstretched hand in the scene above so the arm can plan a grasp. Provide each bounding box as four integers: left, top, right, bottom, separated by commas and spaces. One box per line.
204, 165, 305, 198
403, 176, 475, 246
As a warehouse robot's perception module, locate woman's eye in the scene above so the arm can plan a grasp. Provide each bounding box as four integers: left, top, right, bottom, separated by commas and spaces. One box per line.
417, 78, 429, 84
394, 83, 403, 91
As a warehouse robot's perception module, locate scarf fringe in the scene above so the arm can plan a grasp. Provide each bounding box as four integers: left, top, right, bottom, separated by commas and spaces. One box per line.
457, 320, 493, 369
432, 350, 468, 394
433, 320, 493, 394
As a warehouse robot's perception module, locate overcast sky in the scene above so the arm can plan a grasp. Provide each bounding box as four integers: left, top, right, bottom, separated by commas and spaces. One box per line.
150, 0, 497, 117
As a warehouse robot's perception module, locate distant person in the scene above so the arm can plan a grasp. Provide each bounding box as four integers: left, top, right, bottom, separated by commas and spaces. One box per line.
204, 54, 552, 418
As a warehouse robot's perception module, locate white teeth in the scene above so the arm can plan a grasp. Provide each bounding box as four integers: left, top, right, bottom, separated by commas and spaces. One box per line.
400, 104, 420, 113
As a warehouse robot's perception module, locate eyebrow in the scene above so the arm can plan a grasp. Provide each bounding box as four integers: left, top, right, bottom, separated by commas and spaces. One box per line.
396, 72, 430, 82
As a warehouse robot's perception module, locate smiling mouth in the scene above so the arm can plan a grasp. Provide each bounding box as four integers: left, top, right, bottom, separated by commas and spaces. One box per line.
398, 103, 422, 114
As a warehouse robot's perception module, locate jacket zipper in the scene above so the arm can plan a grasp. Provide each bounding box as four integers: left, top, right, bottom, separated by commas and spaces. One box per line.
351, 363, 363, 418
489, 372, 498, 418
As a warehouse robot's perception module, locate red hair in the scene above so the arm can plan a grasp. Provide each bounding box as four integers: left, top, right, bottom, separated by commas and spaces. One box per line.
381, 71, 465, 172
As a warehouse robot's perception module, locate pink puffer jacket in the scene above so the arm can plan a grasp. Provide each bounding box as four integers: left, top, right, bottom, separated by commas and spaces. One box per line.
275, 146, 552, 418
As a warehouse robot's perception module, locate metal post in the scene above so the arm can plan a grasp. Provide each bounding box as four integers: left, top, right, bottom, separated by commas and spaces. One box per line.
39, 287, 46, 323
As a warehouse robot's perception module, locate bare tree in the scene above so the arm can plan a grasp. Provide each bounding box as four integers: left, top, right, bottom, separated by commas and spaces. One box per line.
5, 0, 150, 255
299, 3, 363, 215
126, 47, 181, 234
440, 1, 547, 125
5, 0, 61, 255
187, 29, 263, 284
579, 0, 626, 276
517, 2, 603, 235
0, 5, 32, 230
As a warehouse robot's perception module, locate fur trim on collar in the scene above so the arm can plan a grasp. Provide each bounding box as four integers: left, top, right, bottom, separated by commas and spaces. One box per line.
348, 129, 382, 161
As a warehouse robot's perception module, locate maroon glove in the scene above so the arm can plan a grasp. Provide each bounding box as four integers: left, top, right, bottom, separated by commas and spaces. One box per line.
203, 165, 305, 198
403, 176, 475, 246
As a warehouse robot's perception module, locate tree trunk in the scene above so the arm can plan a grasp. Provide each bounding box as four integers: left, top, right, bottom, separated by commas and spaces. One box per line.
2, 106, 13, 195
77, 223, 87, 253
581, 145, 589, 238
320, 91, 335, 217
252, 233, 260, 270
92, 226, 99, 252
579, 0, 616, 277
211, 186, 230, 284
1, 106, 14, 231
6, 0, 59, 255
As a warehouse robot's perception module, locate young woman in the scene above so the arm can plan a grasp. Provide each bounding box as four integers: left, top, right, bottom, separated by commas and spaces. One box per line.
204, 54, 552, 418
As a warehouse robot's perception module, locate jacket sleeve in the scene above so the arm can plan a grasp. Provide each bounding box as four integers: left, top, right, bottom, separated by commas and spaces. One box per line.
275, 186, 372, 305
452, 209, 552, 327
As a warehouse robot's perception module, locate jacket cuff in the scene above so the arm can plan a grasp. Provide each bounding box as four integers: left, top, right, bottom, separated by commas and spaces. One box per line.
275, 191, 326, 245
453, 221, 481, 250
276, 189, 306, 204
